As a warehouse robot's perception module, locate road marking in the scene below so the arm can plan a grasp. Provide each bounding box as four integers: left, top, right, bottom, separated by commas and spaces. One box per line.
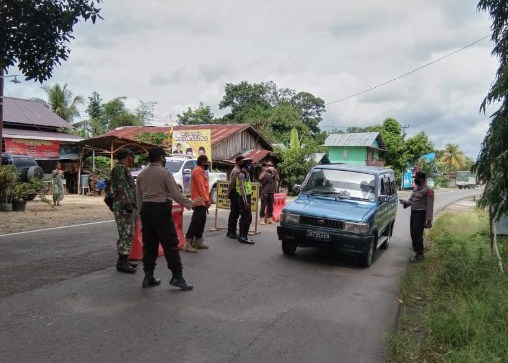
0, 220, 115, 238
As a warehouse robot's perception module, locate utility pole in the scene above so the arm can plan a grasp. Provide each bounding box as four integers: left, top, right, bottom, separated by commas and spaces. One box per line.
401, 124, 409, 140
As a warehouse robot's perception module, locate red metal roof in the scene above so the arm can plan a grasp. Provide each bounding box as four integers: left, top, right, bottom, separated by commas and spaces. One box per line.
99, 124, 271, 148
4, 97, 73, 129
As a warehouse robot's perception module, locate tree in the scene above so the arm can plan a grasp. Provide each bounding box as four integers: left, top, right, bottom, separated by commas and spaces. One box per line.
37, 83, 84, 122
0, 0, 102, 165
135, 101, 156, 124
219, 81, 269, 122
218, 81, 326, 144
178, 102, 215, 125
474, 1, 508, 225
439, 143, 467, 171
290, 92, 326, 135
370, 118, 405, 173
276, 143, 318, 195
1, 0, 102, 82
103, 98, 143, 130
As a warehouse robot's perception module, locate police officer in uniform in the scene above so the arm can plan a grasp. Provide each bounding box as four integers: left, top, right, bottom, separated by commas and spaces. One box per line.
227, 155, 245, 239
400, 171, 434, 262
136, 147, 203, 290
237, 158, 255, 244
111, 148, 137, 274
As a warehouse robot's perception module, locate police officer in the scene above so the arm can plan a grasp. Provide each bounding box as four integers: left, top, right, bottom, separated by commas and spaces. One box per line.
400, 171, 434, 262
135, 147, 203, 290
237, 158, 254, 244
111, 148, 137, 274
227, 155, 244, 239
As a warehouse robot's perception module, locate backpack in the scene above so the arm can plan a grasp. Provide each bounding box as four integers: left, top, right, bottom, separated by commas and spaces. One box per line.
104, 192, 114, 212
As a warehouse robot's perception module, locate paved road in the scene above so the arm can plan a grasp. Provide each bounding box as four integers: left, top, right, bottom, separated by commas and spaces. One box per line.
0, 189, 481, 363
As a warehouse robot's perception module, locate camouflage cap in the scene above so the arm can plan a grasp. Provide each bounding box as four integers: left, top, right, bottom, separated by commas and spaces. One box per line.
116, 148, 135, 160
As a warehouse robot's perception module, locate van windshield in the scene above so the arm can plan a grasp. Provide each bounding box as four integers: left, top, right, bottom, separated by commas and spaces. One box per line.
302, 169, 376, 201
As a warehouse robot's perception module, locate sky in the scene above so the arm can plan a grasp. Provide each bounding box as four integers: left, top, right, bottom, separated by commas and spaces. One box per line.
4, 0, 499, 160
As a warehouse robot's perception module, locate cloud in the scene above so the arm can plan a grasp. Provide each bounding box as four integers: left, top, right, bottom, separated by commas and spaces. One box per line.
4, 0, 498, 159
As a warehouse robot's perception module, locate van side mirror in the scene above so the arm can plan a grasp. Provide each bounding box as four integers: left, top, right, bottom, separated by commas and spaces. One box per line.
378, 195, 390, 203
293, 184, 301, 193
183, 168, 192, 174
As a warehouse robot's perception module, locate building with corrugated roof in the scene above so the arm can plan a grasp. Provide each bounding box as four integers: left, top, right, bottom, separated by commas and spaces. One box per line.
324, 132, 385, 166
2, 97, 84, 172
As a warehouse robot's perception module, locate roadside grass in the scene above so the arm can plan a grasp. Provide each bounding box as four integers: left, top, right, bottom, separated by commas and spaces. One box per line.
388, 209, 508, 363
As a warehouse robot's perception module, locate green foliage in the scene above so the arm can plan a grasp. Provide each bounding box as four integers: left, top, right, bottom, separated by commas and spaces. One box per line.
218, 81, 325, 143
1, 0, 102, 81
389, 210, 508, 363
289, 128, 300, 150
81, 94, 154, 137
0, 165, 19, 203
135, 131, 168, 146
135, 101, 156, 124
178, 102, 215, 125
439, 143, 468, 171
38, 83, 84, 122
474, 1, 508, 222
276, 143, 318, 194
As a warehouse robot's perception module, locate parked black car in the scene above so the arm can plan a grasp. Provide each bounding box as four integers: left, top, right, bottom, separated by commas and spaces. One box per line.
1, 153, 45, 200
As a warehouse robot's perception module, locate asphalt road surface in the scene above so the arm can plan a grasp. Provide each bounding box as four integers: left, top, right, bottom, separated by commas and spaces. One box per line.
0, 188, 481, 363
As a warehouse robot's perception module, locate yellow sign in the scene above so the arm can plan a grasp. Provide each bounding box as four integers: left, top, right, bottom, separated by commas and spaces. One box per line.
217, 180, 258, 212
172, 129, 212, 160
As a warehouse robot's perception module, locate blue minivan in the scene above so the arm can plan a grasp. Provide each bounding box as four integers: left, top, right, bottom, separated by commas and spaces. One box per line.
277, 164, 398, 267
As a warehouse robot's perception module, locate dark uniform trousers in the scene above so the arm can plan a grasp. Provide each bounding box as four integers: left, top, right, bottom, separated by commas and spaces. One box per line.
228, 190, 241, 234
186, 205, 207, 240
140, 201, 182, 277
260, 193, 275, 218
239, 195, 252, 238
410, 210, 426, 255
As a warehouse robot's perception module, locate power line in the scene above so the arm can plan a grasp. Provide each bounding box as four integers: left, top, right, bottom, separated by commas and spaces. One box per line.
325, 35, 491, 106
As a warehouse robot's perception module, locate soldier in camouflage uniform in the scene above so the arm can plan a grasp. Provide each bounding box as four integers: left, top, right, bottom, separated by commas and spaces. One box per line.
111, 148, 138, 274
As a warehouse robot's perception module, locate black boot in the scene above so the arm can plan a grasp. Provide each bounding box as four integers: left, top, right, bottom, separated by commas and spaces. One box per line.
142, 270, 161, 288
128, 260, 138, 268
239, 236, 254, 245
169, 276, 193, 291
116, 255, 137, 274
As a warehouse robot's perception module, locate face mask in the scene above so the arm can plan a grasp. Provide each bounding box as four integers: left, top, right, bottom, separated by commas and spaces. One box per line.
414, 179, 422, 186
201, 163, 209, 170
161, 156, 166, 167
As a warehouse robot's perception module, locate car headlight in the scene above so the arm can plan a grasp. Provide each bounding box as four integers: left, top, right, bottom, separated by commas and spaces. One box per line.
281, 212, 300, 224
343, 222, 369, 234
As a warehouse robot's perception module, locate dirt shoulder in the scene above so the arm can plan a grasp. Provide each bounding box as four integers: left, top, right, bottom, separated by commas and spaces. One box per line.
0, 194, 114, 235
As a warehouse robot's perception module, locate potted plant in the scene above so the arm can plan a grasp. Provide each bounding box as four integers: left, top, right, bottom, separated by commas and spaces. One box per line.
11, 177, 53, 211
11, 182, 34, 212
0, 165, 19, 211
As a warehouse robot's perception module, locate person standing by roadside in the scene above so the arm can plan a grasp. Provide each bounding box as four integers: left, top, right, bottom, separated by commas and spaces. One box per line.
183, 154, 211, 252
400, 171, 434, 262
136, 147, 203, 290
111, 148, 137, 274
237, 158, 255, 244
226, 155, 244, 239
258, 161, 279, 225
52, 162, 65, 206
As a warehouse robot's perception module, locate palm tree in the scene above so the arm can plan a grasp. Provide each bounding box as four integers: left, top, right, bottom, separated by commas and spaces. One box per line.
440, 143, 467, 171
38, 83, 84, 122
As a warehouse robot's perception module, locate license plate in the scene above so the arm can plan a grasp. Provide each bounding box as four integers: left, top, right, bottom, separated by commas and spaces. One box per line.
306, 230, 330, 241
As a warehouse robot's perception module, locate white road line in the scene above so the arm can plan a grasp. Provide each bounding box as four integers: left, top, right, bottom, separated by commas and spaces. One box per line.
0, 220, 115, 238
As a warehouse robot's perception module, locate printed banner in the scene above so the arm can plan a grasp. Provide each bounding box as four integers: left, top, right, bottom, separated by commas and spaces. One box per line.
216, 180, 258, 212
172, 129, 212, 160
5, 138, 60, 158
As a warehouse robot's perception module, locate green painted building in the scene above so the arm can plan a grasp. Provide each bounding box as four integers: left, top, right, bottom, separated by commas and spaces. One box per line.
323, 132, 385, 166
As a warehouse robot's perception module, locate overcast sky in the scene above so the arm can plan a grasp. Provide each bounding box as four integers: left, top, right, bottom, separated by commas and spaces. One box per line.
4, 0, 499, 160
